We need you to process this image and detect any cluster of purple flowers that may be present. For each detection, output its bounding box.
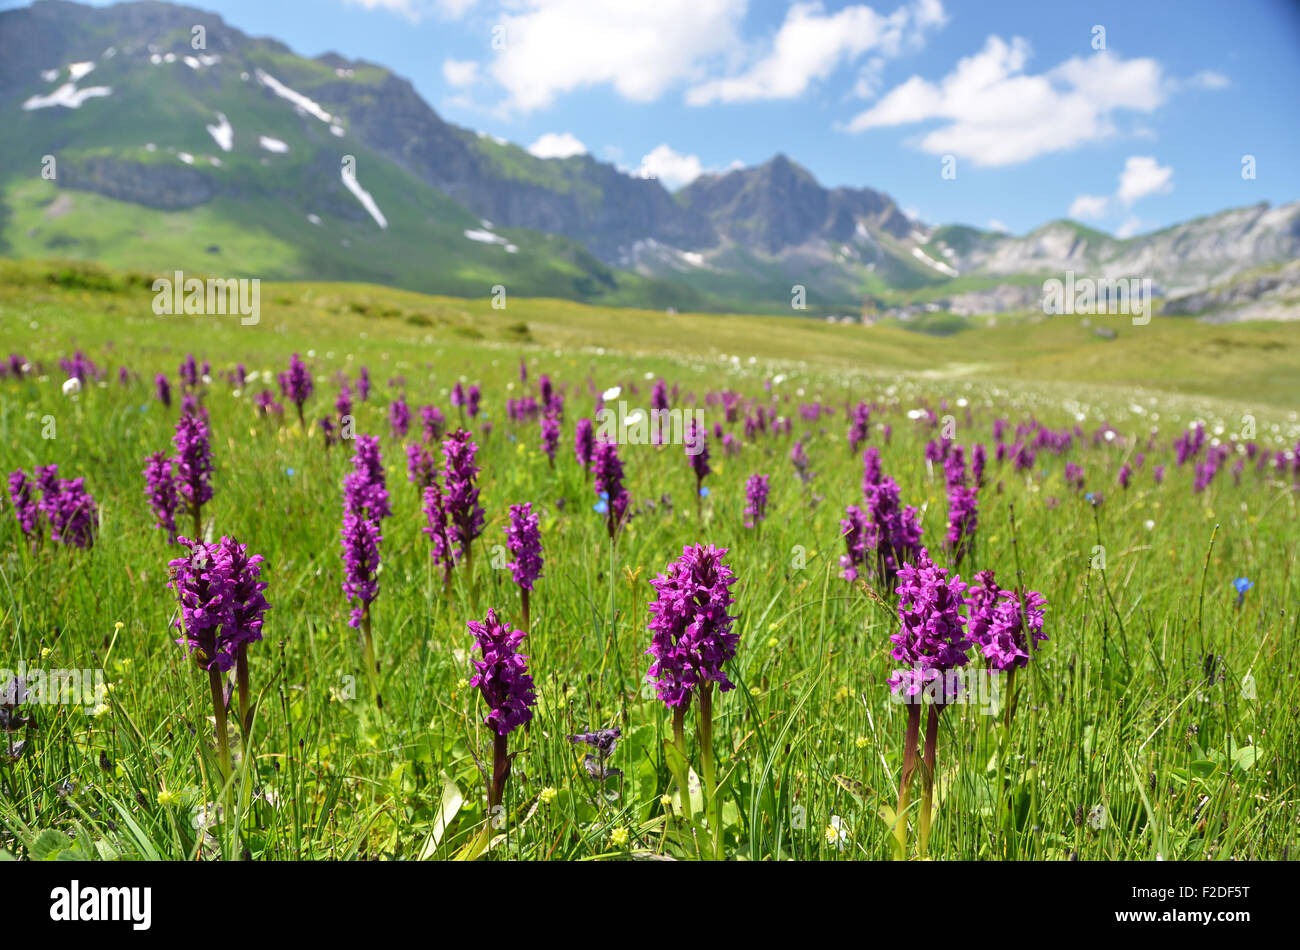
[466,608,536,736]
[540,413,560,465]
[573,418,595,470]
[340,435,390,628]
[744,473,770,528]
[687,420,711,495]
[406,443,437,491]
[278,353,314,423]
[504,503,544,591]
[389,397,411,440]
[143,452,180,541]
[943,447,978,567]
[591,439,629,536]
[442,430,484,558]
[7,466,97,548]
[172,406,214,526]
[421,404,445,443]
[843,475,923,586]
[645,544,739,707]
[888,552,971,701]
[846,402,871,451]
[965,570,1048,672]
[168,535,270,671]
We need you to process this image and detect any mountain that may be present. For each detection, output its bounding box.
[921,207,1300,297]
[2,0,1298,319]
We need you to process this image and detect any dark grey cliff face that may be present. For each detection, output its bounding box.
[678,155,914,254]
[61,156,214,209]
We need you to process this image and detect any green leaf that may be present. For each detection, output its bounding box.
[30,829,73,861]
[1232,745,1260,771]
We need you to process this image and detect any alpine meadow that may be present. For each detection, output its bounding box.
[1,0,1299,879]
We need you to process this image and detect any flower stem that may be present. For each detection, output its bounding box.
[893,701,921,860]
[235,645,251,740]
[697,683,722,860]
[361,605,383,711]
[208,667,232,778]
[918,702,943,859]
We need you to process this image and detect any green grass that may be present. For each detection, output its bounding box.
[0,260,1297,861]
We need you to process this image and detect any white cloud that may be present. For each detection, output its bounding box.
[852,57,887,99]
[442,59,479,88]
[1184,70,1230,90]
[345,0,475,19]
[1068,194,1111,220]
[987,219,1007,232]
[1117,155,1173,204]
[489,0,746,112]
[527,131,587,159]
[1067,155,1172,223]
[1116,215,1142,239]
[637,144,705,190]
[843,37,1167,166]
[685,1,945,106]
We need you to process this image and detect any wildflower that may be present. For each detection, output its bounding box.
[343,435,391,520]
[155,373,172,408]
[645,544,739,707]
[389,397,411,440]
[1233,577,1253,609]
[887,550,970,861]
[590,439,629,538]
[540,412,560,466]
[790,440,813,484]
[143,452,180,542]
[335,383,353,421]
[442,429,484,562]
[278,353,313,424]
[406,443,437,491]
[34,465,97,548]
[847,403,871,452]
[504,503,544,592]
[574,417,595,471]
[610,827,629,848]
[888,552,970,701]
[421,480,455,585]
[340,507,382,631]
[421,404,445,443]
[743,473,770,529]
[539,786,557,805]
[826,816,849,849]
[7,470,39,538]
[173,406,213,538]
[570,727,622,782]
[466,608,536,736]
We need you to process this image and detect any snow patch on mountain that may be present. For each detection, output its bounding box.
[22,83,112,110]
[255,69,334,124]
[341,169,387,229]
[206,112,233,152]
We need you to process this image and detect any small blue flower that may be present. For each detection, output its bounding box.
[699,486,710,497]
[593,500,608,514]
[1084,492,1094,502]
[1233,577,1253,594]
[286,467,296,477]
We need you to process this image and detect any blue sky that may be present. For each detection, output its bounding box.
[17,0,1300,234]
